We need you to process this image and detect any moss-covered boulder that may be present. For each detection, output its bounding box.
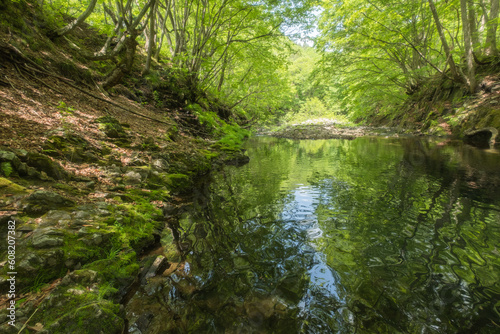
[33,270,125,334]
[42,133,100,163]
[0,178,28,213]
[96,116,129,139]
[26,152,68,180]
[22,191,75,216]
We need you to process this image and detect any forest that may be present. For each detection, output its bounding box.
[1,0,500,333]
[1,0,499,129]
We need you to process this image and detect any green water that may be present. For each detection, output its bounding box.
[128,136,500,333]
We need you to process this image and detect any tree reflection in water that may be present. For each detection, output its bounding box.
[128,137,500,333]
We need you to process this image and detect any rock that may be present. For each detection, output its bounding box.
[32,227,65,248]
[17,253,43,273]
[141,255,168,284]
[96,116,128,139]
[464,127,498,148]
[42,133,99,163]
[60,269,98,286]
[32,234,64,248]
[26,152,67,180]
[23,191,75,216]
[152,158,169,171]
[44,249,64,267]
[0,177,26,195]
[123,171,142,184]
[42,210,72,227]
[0,151,21,170]
[41,298,125,334]
[16,162,28,175]
[26,166,41,178]
[132,312,154,333]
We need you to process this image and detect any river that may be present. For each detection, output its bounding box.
[127,136,500,333]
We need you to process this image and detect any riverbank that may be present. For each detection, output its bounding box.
[267,122,401,140]
[265,118,499,149]
[0,3,248,333]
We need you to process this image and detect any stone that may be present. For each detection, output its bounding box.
[0,151,22,172]
[60,269,98,286]
[464,127,498,149]
[32,227,65,248]
[17,253,43,273]
[152,158,169,171]
[132,312,154,333]
[91,233,103,245]
[26,152,67,180]
[123,171,142,184]
[96,116,128,139]
[44,250,64,267]
[32,234,64,248]
[23,191,75,216]
[0,151,17,161]
[17,162,28,175]
[141,255,168,284]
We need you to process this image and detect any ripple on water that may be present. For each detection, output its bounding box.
[126,137,500,333]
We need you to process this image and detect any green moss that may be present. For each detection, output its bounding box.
[96,116,129,141]
[199,149,219,160]
[0,177,26,193]
[34,285,125,334]
[83,250,139,284]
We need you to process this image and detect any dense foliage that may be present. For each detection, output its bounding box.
[3,0,500,125]
[317,0,500,121]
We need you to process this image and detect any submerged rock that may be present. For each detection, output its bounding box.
[141,255,169,284]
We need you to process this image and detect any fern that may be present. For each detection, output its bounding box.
[1,162,13,177]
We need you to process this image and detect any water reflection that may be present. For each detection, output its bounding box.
[128,137,500,333]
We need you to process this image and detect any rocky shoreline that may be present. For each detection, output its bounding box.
[264,122,499,149]
[0,116,248,333]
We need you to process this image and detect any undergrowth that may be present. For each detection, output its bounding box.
[188,103,250,151]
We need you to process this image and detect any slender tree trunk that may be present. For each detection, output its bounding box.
[52,0,98,37]
[485,0,499,55]
[469,2,480,50]
[428,0,462,81]
[461,0,477,92]
[143,0,157,75]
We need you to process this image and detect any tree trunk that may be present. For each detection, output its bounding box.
[102,30,139,91]
[461,0,477,92]
[468,2,480,50]
[52,0,98,37]
[143,0,157,75]
[428,0,462,81]
[485,0,499,56]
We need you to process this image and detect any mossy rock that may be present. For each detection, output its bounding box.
[34,283,125,334]
[26,152,67,180]
[149,173,191,192]
[0,177,27,194]
[0,178,28,209]
[82,250,139,298]
[139,136,160,151]
[22,191,74,216]
[42,134,100,163]
[96,116,129,139]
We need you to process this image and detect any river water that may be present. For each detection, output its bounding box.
[127,136,500,333]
